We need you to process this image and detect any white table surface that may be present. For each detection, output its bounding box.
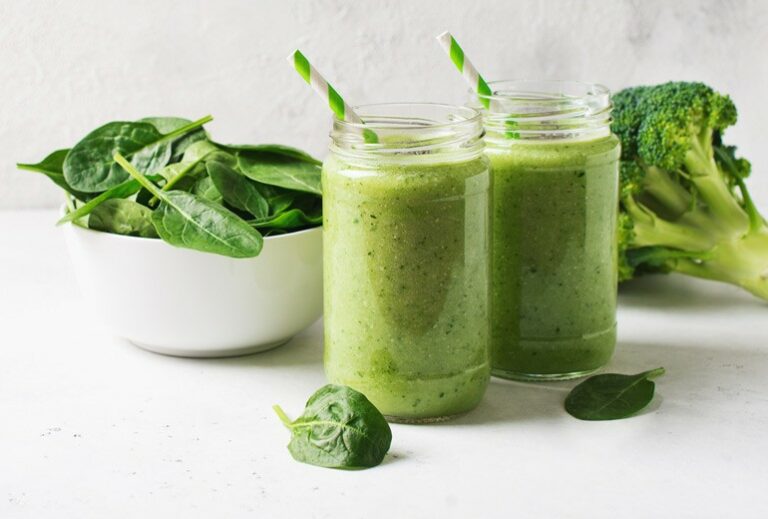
[1,209,767,519]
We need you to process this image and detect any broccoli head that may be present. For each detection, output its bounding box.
[614,81,768,300]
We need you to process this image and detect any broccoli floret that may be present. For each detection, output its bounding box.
[614,81,768,300]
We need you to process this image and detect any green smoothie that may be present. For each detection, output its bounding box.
[322,151,491,421]
[488,135,620,379]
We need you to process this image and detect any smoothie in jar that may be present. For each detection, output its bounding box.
[478,81,620,380]
[322,104,491,422]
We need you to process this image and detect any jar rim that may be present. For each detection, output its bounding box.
[330,102,485,161]
[471,79,613,142]
[476,79,611,106]
[333,102,482,131]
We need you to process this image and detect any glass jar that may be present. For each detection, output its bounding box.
[322,103,491,422]
[474,80,620,381]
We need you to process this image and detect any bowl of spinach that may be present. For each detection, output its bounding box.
[19,116,324,357]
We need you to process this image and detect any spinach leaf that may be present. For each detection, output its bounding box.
[64,116,212,193]
[215,142,321,165]
[236,151,322,195]
[88,199,158,238]
[180,139,221,163]
[139,116,195,135]
[565,367,665,421]
[115,153,263,258]
[206,161,269,219]
[17,149,92,200]
[57,178,143,225]
[273,385,392,470]
[192,175,222,203]
[251,208,322,230]
[140,116,209,161]
[268,192,297,215]
[155,159,207,194]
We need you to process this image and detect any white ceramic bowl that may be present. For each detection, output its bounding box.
[63,219,323,357]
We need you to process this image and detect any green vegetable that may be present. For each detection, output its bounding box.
[206,160,269,219]
[115,153,263,258]
[613,82,768,300]
[251,207,322,230]
[63,115,212,193]
[17,115,322,258]
[273,385,392,470]
[565,368,665,421]
[192,175,222,203]
[88,199,158,238]
[237,151,322,194]
[17,149,91,200]
[57,179,143,224]
[214,142,322,165]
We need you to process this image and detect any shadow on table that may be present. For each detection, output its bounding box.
[122,320,324,369]
[619,274,765,310]
[447,337,762,426]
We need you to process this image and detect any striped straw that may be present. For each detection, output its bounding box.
[435,32,493,109]
[289,49,378,143]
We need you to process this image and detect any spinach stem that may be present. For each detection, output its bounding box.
[161,115,213,142]
[147,156,206,207]
[643,367,666,379]
[272,405,293,428]
[114,154,162,197]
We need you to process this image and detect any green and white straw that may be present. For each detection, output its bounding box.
[289,49,378,143]
[435,31,493,109]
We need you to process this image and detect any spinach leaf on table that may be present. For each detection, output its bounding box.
[88,199,158,238]
[237,151,322,195]
[115,153,263,258]
[273,385,392,470]
[206,160,269,219]
[64,115,212,193]
[565,367,665,421]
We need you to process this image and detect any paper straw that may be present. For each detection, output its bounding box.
[435,32,493,109]
[289,49,378,143]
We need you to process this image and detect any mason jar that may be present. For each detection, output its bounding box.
[474,80,620,381]
[322,103,491,422]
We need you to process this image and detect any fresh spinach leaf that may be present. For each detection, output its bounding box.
[215,142,321,165]
[273,385,392,470]
[57,178,143,225]
[192,175,222,203]
[236,151,322,195]
[17,149,92,200]
[139,117,194,135]
[565,367,665,421]
[88,199,158,238]
[180,139,222,163]
[115,153,263,258]
[155,159,207,194]
[64,116,212,193]
[140,116,209,162]
[251,208,322,230]
[206,161,269,219]
[267,191,297,215]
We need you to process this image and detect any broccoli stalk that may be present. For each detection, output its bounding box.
[614,82,768,301]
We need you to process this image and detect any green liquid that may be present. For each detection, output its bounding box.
[488,136,620,380]
[322,154,491,421]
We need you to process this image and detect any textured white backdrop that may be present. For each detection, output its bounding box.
[2,0,766,209]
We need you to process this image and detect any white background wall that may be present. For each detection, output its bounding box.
[2,0,766,209]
